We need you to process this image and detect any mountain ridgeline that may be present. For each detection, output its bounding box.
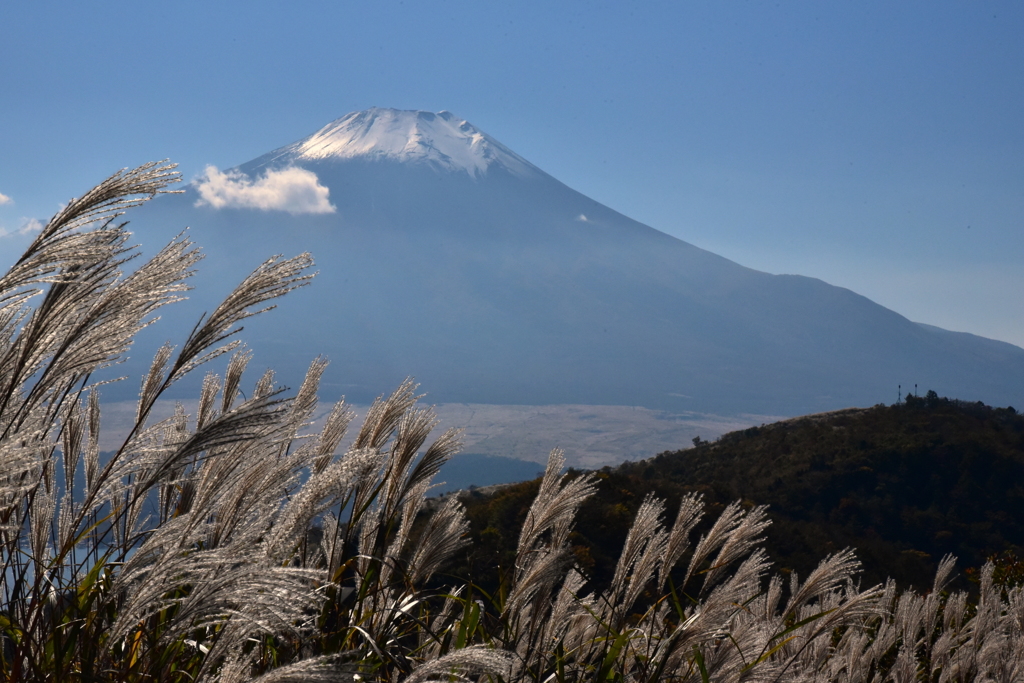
[456,394,1024,593]
[128,108,1024,415]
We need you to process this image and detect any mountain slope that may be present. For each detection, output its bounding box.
[127,108,1024,415]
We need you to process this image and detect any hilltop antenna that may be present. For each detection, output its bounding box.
[915,383,918,397]
[898,384,901,404]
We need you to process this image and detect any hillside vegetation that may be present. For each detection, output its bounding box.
[459,395,1024,592]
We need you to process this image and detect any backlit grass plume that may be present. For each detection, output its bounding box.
[0,164,498,682]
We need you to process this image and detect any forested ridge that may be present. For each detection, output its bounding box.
[457,394,1024,593]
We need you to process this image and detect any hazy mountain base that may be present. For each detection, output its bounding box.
[97,398,779,470]
[124,116,1024,417]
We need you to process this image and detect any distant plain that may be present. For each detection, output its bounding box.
[99,398,783,470]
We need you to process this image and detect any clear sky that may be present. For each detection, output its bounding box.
[2,2,1022,345]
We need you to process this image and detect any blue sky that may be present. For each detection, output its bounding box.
[2,1,1023,345]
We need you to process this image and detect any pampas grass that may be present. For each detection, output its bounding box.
[1,162,1022,682]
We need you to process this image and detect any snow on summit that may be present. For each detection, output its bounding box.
[273,108,540,177]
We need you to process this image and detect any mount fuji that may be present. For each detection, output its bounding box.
[127,108,1024,416]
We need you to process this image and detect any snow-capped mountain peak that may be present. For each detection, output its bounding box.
[270,108,540,178]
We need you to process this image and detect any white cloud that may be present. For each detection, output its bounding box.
[193,165,336,215]
[576,213,589,222]
[0,192,11,206]
[19,218,43,234]
[0,217,43,239]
